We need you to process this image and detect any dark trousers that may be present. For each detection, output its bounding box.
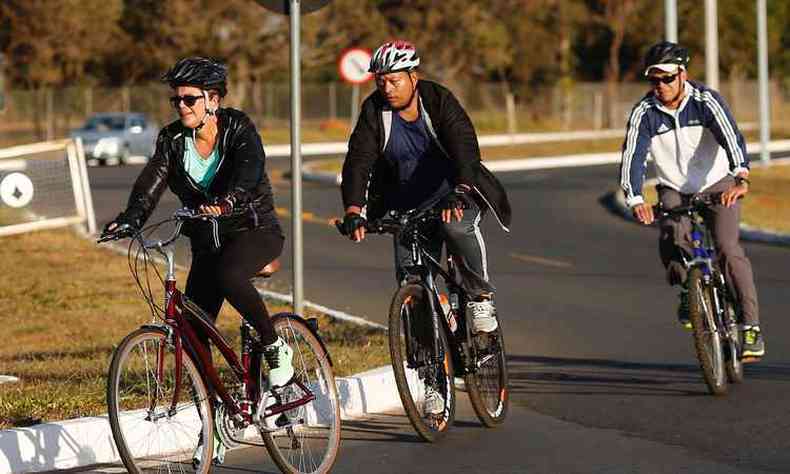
[186,227,284,346]
[394,201,495,298]
[658,176,759,325]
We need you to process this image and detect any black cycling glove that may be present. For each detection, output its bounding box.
[211,195,235,215]
[101,211,140,240]
[338,212,367,236]
[442,185,474,211]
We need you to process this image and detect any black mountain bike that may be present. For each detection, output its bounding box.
[655,194,744,396]
[339,206,509,441]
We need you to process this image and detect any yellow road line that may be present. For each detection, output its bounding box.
[275,207,338,227]
[510,252,573,268]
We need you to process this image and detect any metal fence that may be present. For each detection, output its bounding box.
[2,79,789,145]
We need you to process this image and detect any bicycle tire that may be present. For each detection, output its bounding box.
[465,319,509,427]
[261,315,341,474]
[722,297,744,384]
[107,327,214,473]
[389,284,456,442]
[687,268,727,395]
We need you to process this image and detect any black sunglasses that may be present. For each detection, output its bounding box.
[647,74,678,86]
[169,94,204,108]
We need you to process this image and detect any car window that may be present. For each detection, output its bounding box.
[129,117,146,129]
[84,116,126,131]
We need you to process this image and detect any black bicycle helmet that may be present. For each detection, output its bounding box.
[643,41,689,75]
[162,57,228,97]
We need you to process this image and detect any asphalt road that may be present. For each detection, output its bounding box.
[82,157,790,473]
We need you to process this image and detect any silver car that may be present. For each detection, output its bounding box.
[70,113,158,165]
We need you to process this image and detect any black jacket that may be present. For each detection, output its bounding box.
[118,108,281,248]
[341,80,511,230]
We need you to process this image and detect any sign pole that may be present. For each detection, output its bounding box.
[757,0,771,164]
[289,0,304,315]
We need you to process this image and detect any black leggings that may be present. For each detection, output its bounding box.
[186,227,284,347]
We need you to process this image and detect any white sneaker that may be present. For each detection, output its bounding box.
[423,385,444,415]
[467,299,498,333]
[263,337,294,388]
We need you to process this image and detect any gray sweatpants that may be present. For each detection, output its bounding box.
[657,175,759,325]
[394,201,495,298]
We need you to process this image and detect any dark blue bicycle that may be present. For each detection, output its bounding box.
[655,194,743,395]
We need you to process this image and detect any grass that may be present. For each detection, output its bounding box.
[640,162,790,233]
[0,228,388,429]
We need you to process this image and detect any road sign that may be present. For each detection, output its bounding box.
[0,172,34,208]
[254,0,331,14]
[339,48,373,84]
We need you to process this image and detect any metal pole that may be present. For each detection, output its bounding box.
[665,0,678,42]
[704,0,719,90]
[350,84,360,128]
[290,0,304,315]
[757,0,771,164]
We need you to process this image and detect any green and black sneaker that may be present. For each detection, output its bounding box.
[742,326,765,360]
[677,288,691,331]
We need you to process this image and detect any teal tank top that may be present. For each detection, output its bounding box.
[183,137,220,189]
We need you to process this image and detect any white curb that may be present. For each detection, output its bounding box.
[0,365,402,473]
[302,139,790,186]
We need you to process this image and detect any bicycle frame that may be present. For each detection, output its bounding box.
[138,218,314,426]
[666,199,736,333]
[396,215,476,376]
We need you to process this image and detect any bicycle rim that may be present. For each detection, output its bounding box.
[465,325,509,427]
[389,284,456,442]
[688,269,727,395]
[107,328,213,473]
[261,316,341,474]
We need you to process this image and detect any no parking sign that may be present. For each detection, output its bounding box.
[338,48,373,85]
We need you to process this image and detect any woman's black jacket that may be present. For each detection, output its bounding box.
[116,108,281,249]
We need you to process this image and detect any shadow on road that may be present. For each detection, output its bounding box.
[340,413,425,444]
[507,354,706,397]
[506,354,790,398]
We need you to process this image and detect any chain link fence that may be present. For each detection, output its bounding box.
[1,79,789,146]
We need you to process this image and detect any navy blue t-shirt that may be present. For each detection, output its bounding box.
[384,111,452,211]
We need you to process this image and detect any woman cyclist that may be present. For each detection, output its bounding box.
[101,57,294,391]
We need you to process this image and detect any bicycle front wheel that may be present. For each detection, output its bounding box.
[107,327,213,473]
[465,321,509,427]
[261,315,341,474]
[722,296,744,384]
[688,268,727,396]
[389,284,456,442]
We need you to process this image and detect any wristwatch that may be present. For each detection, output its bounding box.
[734,175,750,187]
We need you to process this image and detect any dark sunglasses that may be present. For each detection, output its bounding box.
[647,74,678,86]
[169,94,204,108]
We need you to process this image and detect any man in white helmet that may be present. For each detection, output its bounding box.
[338,40,511,341]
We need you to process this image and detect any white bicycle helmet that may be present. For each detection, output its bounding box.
[369,40,420,74]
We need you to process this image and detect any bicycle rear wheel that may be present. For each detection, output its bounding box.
[688,268,727,395]
[107,327,213,473]
[465,319,509,427]
[261,315,341,474]
[389,284,456,442]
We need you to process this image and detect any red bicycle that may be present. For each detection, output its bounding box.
[99,209,341,473]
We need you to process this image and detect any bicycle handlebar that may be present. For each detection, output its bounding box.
[335,207,442,237]
[97,208,220,246]
[652,192,724,219]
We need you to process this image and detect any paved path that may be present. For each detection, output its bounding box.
[80,160,790,473]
